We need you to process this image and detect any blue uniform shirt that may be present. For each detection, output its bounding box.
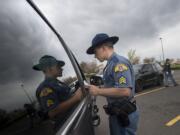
[103,52,135,103]
[36,77,71,112]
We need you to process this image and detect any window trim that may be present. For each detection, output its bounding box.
[26,1,90,134]
[56,96,89,135]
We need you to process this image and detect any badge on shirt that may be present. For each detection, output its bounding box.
[47,99,54,107]
[40,88,53,97]
[114,64,128,73]
[119,76,127,84]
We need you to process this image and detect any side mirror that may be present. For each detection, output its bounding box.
[90,75,103,86]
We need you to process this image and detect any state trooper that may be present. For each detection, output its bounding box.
[33,55,82,129]
[86,33,139,135]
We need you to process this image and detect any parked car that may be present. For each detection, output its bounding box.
[133,63,164,92]
[0,1,99,135]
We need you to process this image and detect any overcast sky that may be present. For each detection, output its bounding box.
[1,0,180,111]
[34,0,180,62]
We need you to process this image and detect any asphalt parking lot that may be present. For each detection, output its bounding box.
[95,70,180,135]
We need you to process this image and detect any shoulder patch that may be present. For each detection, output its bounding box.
[114,64,128,73]
[47,99,54,107]
[119,76,127,84]
[40,88,53,97]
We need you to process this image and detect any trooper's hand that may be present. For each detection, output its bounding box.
[86,85,100,96]
[74,88,83,101]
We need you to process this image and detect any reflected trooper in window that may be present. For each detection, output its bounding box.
[33,55,82,128]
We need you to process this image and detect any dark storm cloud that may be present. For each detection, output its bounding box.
[1,0,180,85]
[0,0,53,84]
[74,0,180,42]
[110,0,180,42]
[24,0,179,63]
[37,0,180,56]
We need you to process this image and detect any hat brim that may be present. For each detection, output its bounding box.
[32,60,65,71]
[86,36,119,54]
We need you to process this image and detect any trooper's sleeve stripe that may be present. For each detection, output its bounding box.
[39,87,54,97]
[114,63,128,73]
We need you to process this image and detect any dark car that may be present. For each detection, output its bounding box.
[133,63,164,92]
[0,1,99,135]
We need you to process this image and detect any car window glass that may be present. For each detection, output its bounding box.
[142,64,153,72]
[155,63,163,71]
[152,64,157,71]
[133,64,143,73]
[0,1,80,134]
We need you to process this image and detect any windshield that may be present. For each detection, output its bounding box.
[133,64,143,73]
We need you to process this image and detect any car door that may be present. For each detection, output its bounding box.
[55,50,95,135]
[141,64,156,85]
[0,1,95,135]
